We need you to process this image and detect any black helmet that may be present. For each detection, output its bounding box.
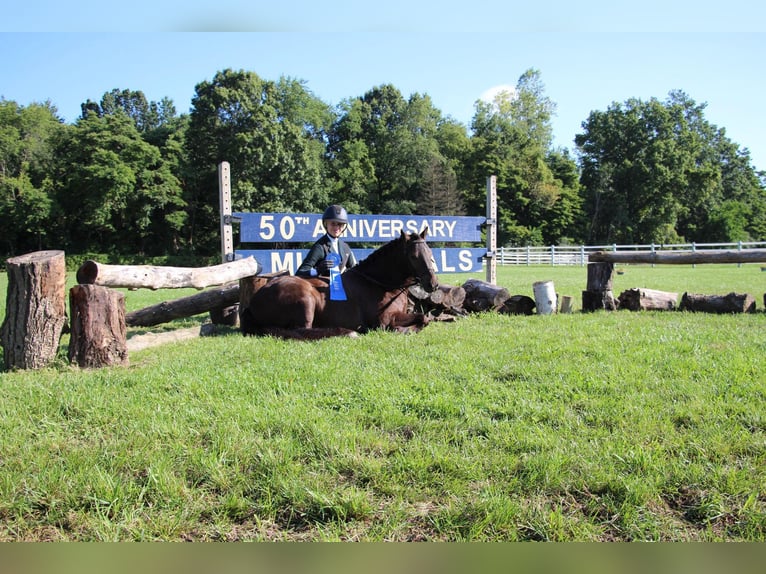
[322,204,348,224]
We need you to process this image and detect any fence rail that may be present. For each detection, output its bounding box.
[497,241,766,266]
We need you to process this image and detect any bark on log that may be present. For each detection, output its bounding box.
[125,282,241,327]
[617,288,678,311]
[68,285,129,368]
[589,248,766,265]
[76,257,261,290]
[1,250,67,370]
[582,262,617,312]
[679,292,756,314]
[462,279,511,312]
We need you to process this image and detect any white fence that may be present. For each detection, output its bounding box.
[497,241,766,266]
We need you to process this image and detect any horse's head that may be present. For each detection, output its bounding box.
[401,228,439,293]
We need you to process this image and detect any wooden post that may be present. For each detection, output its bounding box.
[68,285,129,368]
[582,262,617,311]
[485,175,497,285]
[1,250,67,370]
[219,161,233,263]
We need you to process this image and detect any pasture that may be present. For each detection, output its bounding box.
[0,263,764,541]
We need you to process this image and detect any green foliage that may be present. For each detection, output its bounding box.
[576,90,764,244]
[2,68,764,263]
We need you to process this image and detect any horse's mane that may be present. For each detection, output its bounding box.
[354,234,406,270]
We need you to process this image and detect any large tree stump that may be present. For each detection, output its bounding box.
[679,292,756,314]
[1,250,67,370]
[462,279,511,312]
[582,262,617,311]
[618,288,678,311]
[126,281,241,327]
[68,285,129,368]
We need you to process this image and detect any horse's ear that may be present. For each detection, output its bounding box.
[420,226,429,240]
[400,230,408,241]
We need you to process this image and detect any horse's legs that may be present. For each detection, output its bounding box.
[387,311,430,333]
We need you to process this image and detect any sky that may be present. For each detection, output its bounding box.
[2,2,765,170]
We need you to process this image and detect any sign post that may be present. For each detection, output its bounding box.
[486,175,497,285]
[219,161,233,263]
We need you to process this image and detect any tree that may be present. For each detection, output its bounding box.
[576,90,765,244]
[184,69,334,253]
[81,89,177,133]
[467,69,579,246]
[0,99,63,255]
[53,111,185,255]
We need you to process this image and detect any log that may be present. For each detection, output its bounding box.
[127,324,218,353]
[68,285,129,368]
[589,248,766,265]
[679,292,756,314]
[582,262,616,312]
[617,288,678,311]
[498,295,536,315]
[76,256,261,290]
[462,279,511,312]
[1,250,68,370]
[125,282,241,327]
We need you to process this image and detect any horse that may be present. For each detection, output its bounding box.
[240,228,439,339]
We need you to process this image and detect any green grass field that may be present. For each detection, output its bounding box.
[0,263,764,540]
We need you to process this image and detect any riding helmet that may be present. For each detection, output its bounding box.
[322,204,348,224]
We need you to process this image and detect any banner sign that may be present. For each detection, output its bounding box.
[236,247,486,275]
[234,212,485,243]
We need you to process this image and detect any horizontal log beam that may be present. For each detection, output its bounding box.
[76,257,261,290]
[589,249,766,265]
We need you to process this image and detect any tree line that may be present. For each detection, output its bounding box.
[1,68,764,263]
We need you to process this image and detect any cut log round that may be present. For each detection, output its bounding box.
[68,285,129,368]
[498,295,536,315]
[582,262,616,312]
[462,279,510,312]
[1,250,67,370]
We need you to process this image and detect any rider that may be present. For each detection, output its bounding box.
[295,204,358,278]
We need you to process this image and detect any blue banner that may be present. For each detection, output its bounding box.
[236,247,486,275]
[233,212,485,243]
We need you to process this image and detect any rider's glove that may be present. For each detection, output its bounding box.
[316,259,334,276]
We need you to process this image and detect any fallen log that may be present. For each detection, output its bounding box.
[68,284,129,368]
[125,282,241,327]
[462,279,510,312]
[618,288,678,311]
[76,257,261,290]
[1,250,68,370]
[127,324,218,353]
[679,292,756,314]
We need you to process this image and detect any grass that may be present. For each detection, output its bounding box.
[0,263,764,540]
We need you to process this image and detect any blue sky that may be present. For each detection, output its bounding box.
[2,3,765,170]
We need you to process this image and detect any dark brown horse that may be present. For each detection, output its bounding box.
[240,229,439,339]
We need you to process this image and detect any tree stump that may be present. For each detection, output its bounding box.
[68,285,129,368]
[617,288,678,311]
[679,292,756,314]
[582,262,617,311]
[1,250,67,370]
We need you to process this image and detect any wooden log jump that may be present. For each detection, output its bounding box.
[76,257,261,290]
[125,282,241,327]
[589,248,766,265]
